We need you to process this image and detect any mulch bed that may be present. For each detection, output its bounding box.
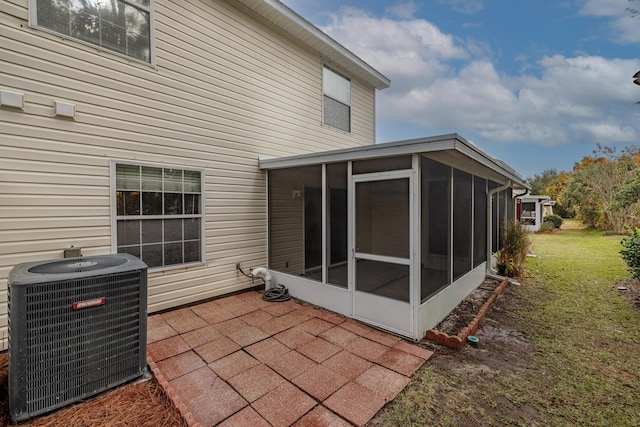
[0,353,186,426]
[435,278,503,335]
[425,277,509,349]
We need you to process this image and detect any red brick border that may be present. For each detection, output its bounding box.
[146,355,201,427]
[425,277,509,350]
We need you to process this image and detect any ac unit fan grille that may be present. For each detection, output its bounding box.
[9,269,147,420]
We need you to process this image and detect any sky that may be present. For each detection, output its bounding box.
[281,0,640,179]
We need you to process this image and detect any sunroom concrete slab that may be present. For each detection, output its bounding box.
[147,290,433,426]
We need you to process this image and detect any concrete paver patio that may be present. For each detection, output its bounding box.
[147,290,433,426]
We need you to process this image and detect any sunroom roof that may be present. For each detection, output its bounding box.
[259,133,529,190]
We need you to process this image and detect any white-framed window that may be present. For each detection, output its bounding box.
[30,0,153,64]
[112,162,204,269]
[323,64,351,132]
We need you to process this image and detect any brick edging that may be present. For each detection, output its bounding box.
[425,277,510,350]
[147,355,201,427]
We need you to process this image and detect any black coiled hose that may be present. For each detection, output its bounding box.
[262,284,291,302]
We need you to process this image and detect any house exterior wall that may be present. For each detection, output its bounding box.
[0,0,378,349]
[268,168,317,276]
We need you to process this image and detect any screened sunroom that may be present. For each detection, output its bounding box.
[260,134,528,340]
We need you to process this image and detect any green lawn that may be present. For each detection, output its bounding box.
[514,224,640,426]
[370,221,640,426]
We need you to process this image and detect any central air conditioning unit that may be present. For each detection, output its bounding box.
[7,253,148,422]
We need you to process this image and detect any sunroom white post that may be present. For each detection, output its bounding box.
[449,167,454,284]
[322,164,327,284]
[411,154,420,339]
[347,161,354,315]
[470,175,475,271]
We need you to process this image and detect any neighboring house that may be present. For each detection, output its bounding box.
[517,195,554,232]
[542,200,556,217]
[0,0,527,344]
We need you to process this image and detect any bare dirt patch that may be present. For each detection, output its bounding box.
[389,282,541,426]
[423,282,533,376]
[616,278,640,313]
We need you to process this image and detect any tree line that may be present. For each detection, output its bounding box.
[527,144,640,234]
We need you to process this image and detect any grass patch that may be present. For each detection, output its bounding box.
[515,225,640,426]
[371,220,640,426]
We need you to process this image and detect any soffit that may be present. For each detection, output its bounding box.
[230,0,390,89]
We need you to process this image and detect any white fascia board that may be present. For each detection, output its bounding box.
[259,133,529,190]
[451,138,529,189]
[259,134,458,169]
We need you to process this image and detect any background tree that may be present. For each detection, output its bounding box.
[525,169,573,217]
[544,172,573,218]
[527,169,560,195]
[608,150,640,226]
[559,145,639,233]
[629,0,640,18]
[610,169,640,210]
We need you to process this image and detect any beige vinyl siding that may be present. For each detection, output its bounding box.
[268,171,306,275]
[0,0,378,349]
[352,78,376,137]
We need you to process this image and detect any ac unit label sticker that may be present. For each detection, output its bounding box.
[73,297,106,310]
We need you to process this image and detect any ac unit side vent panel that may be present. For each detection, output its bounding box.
[8,254,148,422]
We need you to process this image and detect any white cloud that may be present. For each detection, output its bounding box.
[579,0,640,42]
[612,13,640,42]
[325,7,467,60]
[579,0,628,17]
[319,8,640,147]
[386,1,421,19]
[570,121,640,141]
[532,55,639,105]
[323,7,467,91]
[439,0,485,15]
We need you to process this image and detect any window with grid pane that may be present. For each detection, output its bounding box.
[32,0,152,63]
[115,163,202,268]
[323,64,351,132]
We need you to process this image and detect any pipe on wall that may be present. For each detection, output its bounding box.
[486,180,512,276]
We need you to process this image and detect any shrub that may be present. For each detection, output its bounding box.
[543,214,563,228]
[538,221,555,233]
[553,203,573,218]
[496,220,531,277]
[620,228,640,279]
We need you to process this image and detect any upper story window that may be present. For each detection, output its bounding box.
[113,163,203,269]
[31,0,152,63]
[323,64,351,132]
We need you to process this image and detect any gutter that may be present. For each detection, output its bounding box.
[486,180,512,276]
